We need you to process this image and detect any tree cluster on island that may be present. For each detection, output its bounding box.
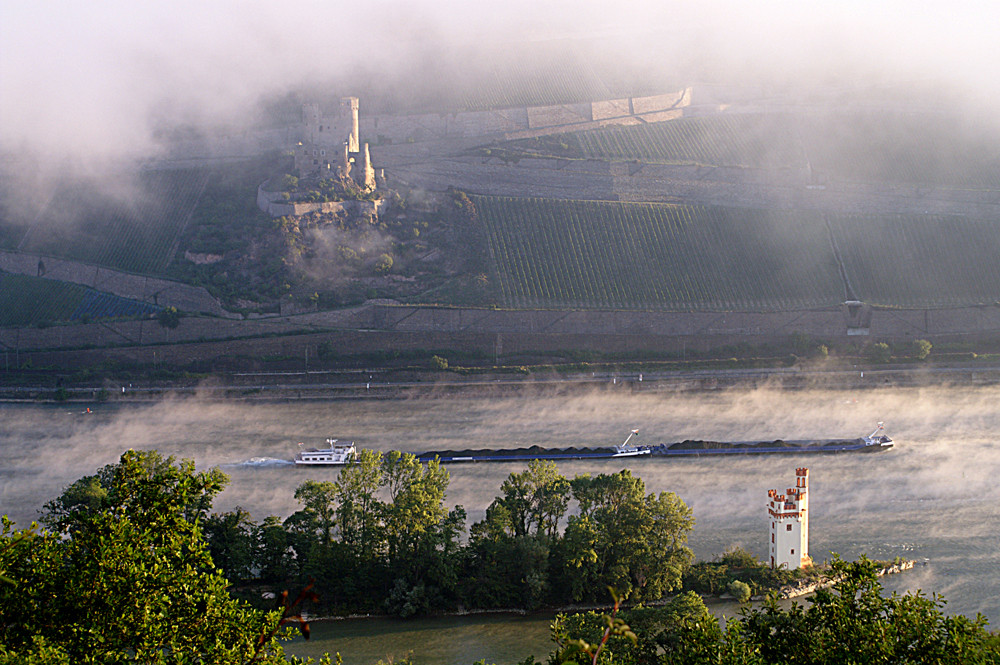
[1,451,997,664]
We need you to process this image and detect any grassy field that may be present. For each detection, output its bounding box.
[475,195,1000,311]
[0,273,161,328]
[0,274,88,327]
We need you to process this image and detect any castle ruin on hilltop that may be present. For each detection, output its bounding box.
[294,97,377,191]
[768,468,811,570]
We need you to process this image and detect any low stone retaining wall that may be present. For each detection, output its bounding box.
[256,185,391,218]
[770,559,916,600]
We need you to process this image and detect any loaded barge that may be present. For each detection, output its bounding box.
[415,423,892,463]
[415,429,651,463]
[295,424,892,466]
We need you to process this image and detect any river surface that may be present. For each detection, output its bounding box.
[2,384,998,663]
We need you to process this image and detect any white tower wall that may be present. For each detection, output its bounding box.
[768,468,810,569]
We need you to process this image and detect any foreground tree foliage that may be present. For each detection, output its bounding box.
[550,558,1000,664]
[0,450,332,664]
[4,450,995,664]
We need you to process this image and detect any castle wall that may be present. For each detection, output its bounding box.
[591,98,632,120]
[256,184,390,218]
[631,89,689,115]
[359,88,695,144]
[527,103,593,129]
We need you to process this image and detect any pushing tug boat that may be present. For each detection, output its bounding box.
[294,439,357,465]
[291,424,892,465]
[862,422,894,448]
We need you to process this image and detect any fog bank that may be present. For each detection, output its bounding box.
[4,1,1000,169]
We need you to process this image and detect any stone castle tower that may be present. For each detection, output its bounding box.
[294,96,375,191]
[768,468,811,569]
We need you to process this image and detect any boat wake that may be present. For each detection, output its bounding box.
[224,457,295,468]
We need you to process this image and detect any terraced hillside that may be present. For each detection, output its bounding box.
[477,196,843,310]
[476,195,1000,311]
[4,169,209,274]
[828,214,1000,308]
[510,111,1000,188]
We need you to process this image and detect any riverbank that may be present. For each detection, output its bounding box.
[286,560,924,665]
[6,358,1000,404]
[760,558,917,601]
[272,558,920,624]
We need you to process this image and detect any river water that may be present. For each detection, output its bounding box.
[1,384,998,663]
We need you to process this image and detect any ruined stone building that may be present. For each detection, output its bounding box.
[294,97,376,191]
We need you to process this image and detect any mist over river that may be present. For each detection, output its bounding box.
[2,384,998,662]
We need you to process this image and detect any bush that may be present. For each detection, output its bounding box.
[912,339,932,360]
[867,342,891,363]
[279,174,298,191]
[728,579,752,603]
[156,307,181,329]
[374,253,393,274]
[430,355,449,370]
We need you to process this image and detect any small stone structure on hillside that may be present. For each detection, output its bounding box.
[294,97,378,191]
[768,468,811,570]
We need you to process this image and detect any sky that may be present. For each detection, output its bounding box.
[2,1,1000,166]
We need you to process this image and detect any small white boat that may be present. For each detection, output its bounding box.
[294,439,357,465]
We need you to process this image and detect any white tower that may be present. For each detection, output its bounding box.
[340,97,360,154]
[768,468,811,569]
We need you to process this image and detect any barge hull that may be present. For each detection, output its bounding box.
[413,438,891,463]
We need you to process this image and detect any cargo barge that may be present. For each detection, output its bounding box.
[413,423,892,464]
[415,430,651,463]
[294,425,892,465]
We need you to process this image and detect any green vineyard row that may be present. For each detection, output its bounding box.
[475,195,1000,311]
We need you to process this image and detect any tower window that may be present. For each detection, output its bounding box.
[791,549,795,555]
[786,524,792,531]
